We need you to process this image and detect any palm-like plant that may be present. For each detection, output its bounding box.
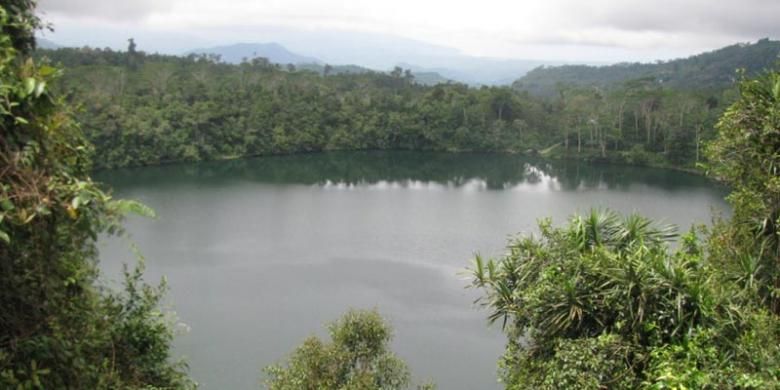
[467,210,722,388]
[568,209,677,251]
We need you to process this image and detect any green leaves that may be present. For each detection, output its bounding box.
[112,199,157,218]
[22,76,35,96]
[0,2,191,388]
[705,68,780,314]
[18,77,46,99]
[265,309,422,390]
[468,209,774,388]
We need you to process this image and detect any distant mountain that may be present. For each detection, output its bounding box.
[184,40,555,85]
[409,71,452,86]
[513,38,780,96]
[296,63,451,86]
[398,59,560,86]
[37,38,62,50]
[186,42,321,65]
[296,63,373,76]
[42,23,571,86]
[260,29,570,85]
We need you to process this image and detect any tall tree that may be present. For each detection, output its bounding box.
[0,2,192,387]
[706,68,780,314]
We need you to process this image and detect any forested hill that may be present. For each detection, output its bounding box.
[37,47,745,170]
[514,38,780,96]
[186,42,320,65]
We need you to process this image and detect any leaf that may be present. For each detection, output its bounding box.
[71,194,89,209]
[114,199,157,218]
[39,65,57,77]
[0,198,13,211]
[23,77,36,96]
[34,80,46,98]
[0,230,8,244]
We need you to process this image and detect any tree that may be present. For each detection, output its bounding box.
[37,40,730,170]
[706,68,780,314]
[127,37,139,69]
[127,37,136,54]
[470,209,779,389]
[0,2,192,387]
[264,309,434,390]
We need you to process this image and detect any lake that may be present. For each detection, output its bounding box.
[95,151,729,389]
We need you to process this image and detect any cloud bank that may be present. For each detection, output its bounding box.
[38,0,780,61]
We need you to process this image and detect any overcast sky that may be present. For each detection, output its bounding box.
[37,0,780,63]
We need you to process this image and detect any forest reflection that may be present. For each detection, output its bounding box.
[98,151,725,194]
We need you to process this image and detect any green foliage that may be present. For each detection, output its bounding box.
[514,39,780,97]
[622,144,654,166]
[470,210,779,389]
[706,68,780,314]
[31,44,740,171]
[0,2,192,388]
[472,69,780,390]
[264,309,433,390]
[503,333,637,389]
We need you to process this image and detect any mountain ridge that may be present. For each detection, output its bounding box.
[513,38,780,96]
[186,42,321,65]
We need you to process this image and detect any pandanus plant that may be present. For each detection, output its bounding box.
[467,210,728,387]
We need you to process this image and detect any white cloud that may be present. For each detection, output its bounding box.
[39,0,174,21]
[37,0,780,61]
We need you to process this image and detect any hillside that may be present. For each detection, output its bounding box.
[398,59,557,86]
[283,63,451,85]
[513,38,780,96]
[34,46,732,173]
[186,42,320,65]
[36,37,62,49]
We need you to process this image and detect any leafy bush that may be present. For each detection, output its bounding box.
[265,309,434,390]
[0,2,193,388]
[705,69,780,314]
[470,210,779,388]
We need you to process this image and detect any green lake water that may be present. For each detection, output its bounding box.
[95,151,729,389]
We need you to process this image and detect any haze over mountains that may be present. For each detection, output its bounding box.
[37,27,575,85]
[185,38,563,85]
[513,38,780,96]
[37,26,778,88]
[187,42,320,66]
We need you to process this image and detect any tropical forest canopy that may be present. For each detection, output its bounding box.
[1,0,779,388]
[34,39,778,171]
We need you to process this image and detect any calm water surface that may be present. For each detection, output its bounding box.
[95,152,729,389]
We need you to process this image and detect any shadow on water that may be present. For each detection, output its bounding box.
[96,151,728,195]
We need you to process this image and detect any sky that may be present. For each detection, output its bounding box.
[37,0,780,64]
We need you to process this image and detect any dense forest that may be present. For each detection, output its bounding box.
[3,0,779,389]
[514,38,780,96]
[35,43,749,171]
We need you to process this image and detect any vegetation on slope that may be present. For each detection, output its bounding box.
[470,69,780,389]
[4,1,779,388]
[514,38,780,97]
[35,44,755,170]
[0,2,192,388]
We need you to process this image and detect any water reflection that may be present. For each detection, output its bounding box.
[94,151,730,390]
[97,151,727,195]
